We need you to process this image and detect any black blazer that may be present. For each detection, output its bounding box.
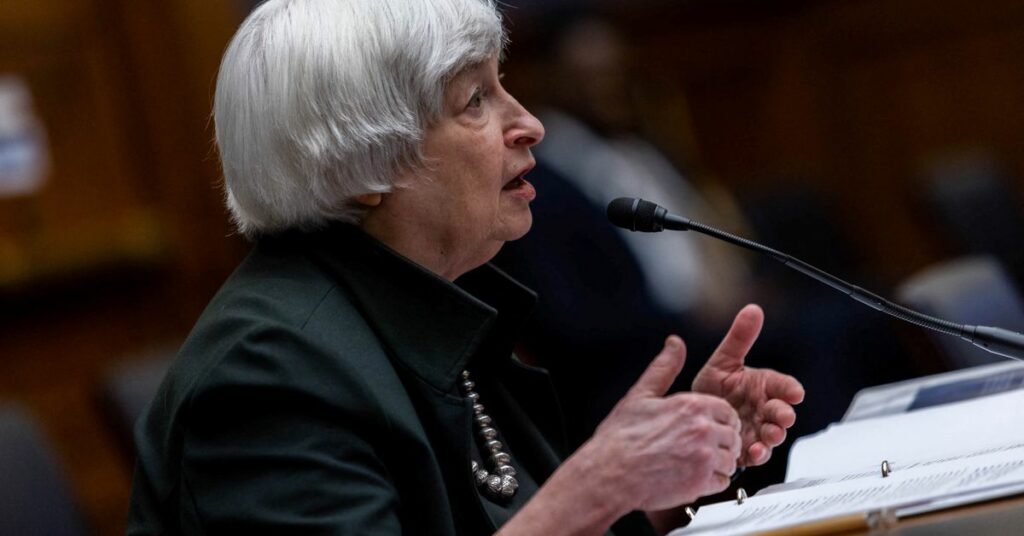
[128,224,652,535]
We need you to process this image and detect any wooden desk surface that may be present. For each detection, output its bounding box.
[745,495,1024,535]
[881,495,1024,535]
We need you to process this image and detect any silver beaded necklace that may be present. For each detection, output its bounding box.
[460,370,519,500]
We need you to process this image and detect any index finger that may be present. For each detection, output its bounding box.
[706,304,764,372]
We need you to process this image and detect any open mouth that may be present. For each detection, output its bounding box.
[503,165,534,191]
[503,175,527,190]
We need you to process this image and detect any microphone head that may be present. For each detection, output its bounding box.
[607,197,664,232]
[607,197,640,231]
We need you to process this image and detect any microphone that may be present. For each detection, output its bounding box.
[607,197,1024,361]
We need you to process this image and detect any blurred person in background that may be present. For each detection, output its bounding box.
[495,13,764,451]
[127,1,804,535]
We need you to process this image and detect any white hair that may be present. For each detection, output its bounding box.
[214,0,506,237]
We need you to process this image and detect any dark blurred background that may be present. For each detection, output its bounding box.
[2,0,1024,534]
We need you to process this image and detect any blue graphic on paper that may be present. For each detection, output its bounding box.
[909,368,1024,411]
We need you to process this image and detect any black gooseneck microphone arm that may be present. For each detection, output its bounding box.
[606,197,1024,361]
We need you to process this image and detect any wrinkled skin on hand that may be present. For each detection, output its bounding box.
[496,305,806,536]
[580,336,742,511]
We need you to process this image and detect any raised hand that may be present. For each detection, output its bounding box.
[692,304,805,467]
[499,337,752,536]
[577,336,743,511]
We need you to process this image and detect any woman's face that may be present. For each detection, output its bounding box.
[362,55,545,280]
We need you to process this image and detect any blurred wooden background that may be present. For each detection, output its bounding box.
[1,0,1023,533]
[0,2,246,534]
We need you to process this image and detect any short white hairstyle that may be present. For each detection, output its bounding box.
[214,0,506,237]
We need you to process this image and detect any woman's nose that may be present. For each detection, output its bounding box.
[505,99,545,148]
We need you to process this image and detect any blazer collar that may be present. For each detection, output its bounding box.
[299,223,537,394]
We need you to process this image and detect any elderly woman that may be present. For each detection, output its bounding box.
[128,1,804,535]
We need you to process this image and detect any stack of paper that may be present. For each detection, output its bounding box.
[671,362,1024,535]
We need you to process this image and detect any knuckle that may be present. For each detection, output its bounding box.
[672,393,698,411]
[702,472,726,493]
[691,419,712,439]
[694,446,715,466]
[689,392,716,408]
[712,474,730,493]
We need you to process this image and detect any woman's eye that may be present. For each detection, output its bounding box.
[467,88,483,109]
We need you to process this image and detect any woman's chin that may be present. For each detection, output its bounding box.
[504,210,533,241]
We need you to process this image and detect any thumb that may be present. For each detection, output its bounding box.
[626,335,687,399]
[707,304,764,371]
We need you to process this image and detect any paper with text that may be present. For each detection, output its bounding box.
[672,445,1024,535]
[786,388,1024,481]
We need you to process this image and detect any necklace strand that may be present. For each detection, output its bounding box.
[461,370,519,500]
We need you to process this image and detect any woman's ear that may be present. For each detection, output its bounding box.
[354,193,383,207]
